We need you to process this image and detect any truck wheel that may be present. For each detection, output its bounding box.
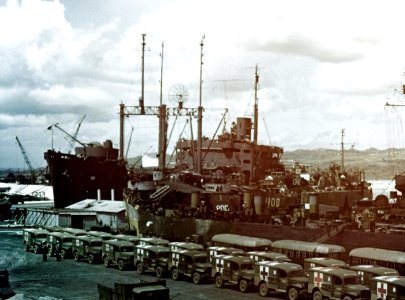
[288,287,299,300]
[172,268,179,281]
[34,245,39,254]
[313,290,322,300]
[88,254,95,264]
[156,266,164,278]
[74,252,80,262]
[259,282,269,297]
[342,296,353,300]
[215,275,224,288]
[60,249,66,259]
[192,272,202,284]
[25,244,29,252]
[118,260,125,271]
[239,279,249,293]
[136,263,144,275]
[104,257,110,267]
[47,246,53,257]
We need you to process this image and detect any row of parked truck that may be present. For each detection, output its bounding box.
[22,227,405,300]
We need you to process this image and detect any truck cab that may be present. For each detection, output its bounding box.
[134,245,170,278]
[207,246,245,263]
[23,228,48,253]
[71,236,103,264]
[308,267,371,300]
[168,241,204,252]
[304,257,349,274]
[139,237,169,247]
[102,240,135,270]
[169,250,212,284]
[254,261,308,300]
[212,255,255,293]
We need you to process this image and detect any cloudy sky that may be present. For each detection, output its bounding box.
[2,0,405,169]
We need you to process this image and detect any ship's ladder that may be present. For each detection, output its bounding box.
[149,185,174,202]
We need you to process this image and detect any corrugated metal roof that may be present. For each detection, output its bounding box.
[66,199,125,213]
[0,182,53,200]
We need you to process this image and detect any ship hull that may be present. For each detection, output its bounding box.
[44,150,128,208]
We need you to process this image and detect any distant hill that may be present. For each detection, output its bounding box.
[283,148,405,180]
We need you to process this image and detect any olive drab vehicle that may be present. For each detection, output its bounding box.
[46,232,74,258]
[370,275,405,300]
[207,246,245,263]
[71,236,103,264]
[169,250,212,284]
[134,245,170,278]
[254,261,308,300]
[304,257,349,274]
[168,242,205,252]
[138,237,170,247]
[247,251,291,263]
[23,228,48,253]
[308,267,371,300]
[349,265,399,287]
[212,255,255,293]
[102,240,135,270]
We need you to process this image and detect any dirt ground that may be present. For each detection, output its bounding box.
[0,229,275,300]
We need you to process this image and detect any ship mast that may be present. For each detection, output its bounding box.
[253,64,259,144]
[197,35,205,174]
[341,128,345,172]
[158,42,167,172]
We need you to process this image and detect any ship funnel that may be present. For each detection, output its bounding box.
[236,117,252,141]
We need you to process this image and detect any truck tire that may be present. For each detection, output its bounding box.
[259,282,269,297]
[88,254,95,264]
[215,275,224,288]
[60,249,66,259]
[342,296,353,300]
[136,263,144,275]
[34,245,39,254]
[288,287,299,300]
[313,290,322,300]
[118,260,125,271]
[74,252,80,262]
[239,279,249,293]
[192,272,202,284]
[156,266,164,278]
[104,257,110,267]
[172,268,179,281]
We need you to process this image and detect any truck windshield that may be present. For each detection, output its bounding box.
[288,270,306,278]
[121,247,134,252]
[157,252,169,258]
[194,256,208,263]
[344,276,361,285]
[241,263,254,270]
[90,241,102,247]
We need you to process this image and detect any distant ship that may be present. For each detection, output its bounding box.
[44,140,128,208]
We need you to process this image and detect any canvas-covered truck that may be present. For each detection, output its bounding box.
[212,255,255,293]
[23,228,48,253]
[254,261,308,299]
[134,245,170,278]
[102,239,135,271]
[71,235,103,264]
[308,267,371,300]
[169,249,212,284]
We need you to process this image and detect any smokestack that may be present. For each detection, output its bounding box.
[111,189,115,201]
[97,189,101,202]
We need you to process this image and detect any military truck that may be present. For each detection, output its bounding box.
[254,261,308,300]
[169,250,212,284]
[134,245,170,278]
[23,228,48,253]
[168,241,204,252]
[304,257,349,274]
[138,237,170,247]
[349,265,399,287]
[247,251,291,263]
[370,275,405,300]
[71,235,103,264]
[102,240,135,270]
[86,230,112,240]
[113,234,139,244]
[308,267,371,300]
[46,231,74,258]
[207,246,245,263]
[212,255,255,293]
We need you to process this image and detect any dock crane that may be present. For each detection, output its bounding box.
[66,115,86,153]
[15,136,35,182]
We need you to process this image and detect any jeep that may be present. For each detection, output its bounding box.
[71,235,103,264]
[169,250,212,284]
[134,245,170,278]
[102,239,135,270]
[308,267,371,300]
[212,255,255,293]
[23,228,48,253]
[46,231,74,258]
[255,261,308,300]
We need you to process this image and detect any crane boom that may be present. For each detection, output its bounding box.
[15,136,34,172]
[67,115,86,153]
